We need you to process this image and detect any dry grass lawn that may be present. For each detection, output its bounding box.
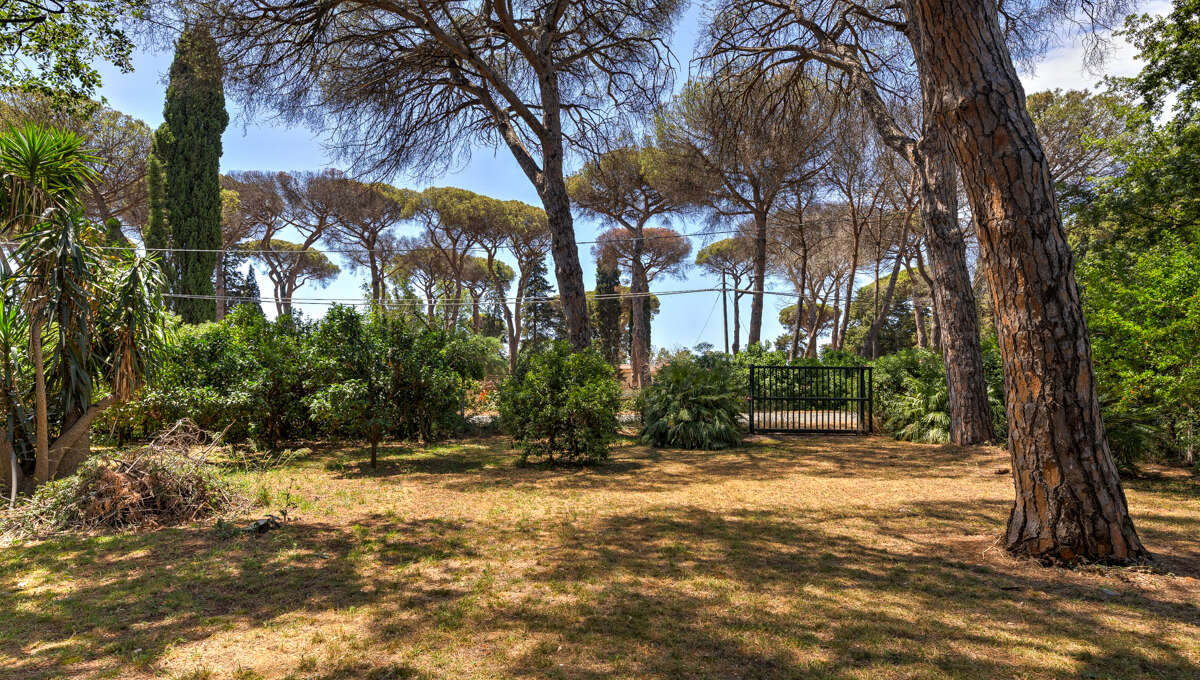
[1,434,1198,679]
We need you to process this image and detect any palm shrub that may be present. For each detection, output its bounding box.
[498,342,619,464]
[887,373,952,444]
[639,355,742,450]
[873,348,1005,444]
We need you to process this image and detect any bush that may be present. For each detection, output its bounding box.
[639,356,743,450]
[98,305,502,449]
[3,422,236,535]
[498,342,620,464]
[872,348,1005,444]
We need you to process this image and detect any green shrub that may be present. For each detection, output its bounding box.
[1100,395,1163,472]
[98,305,501,449]
[498,342,620,464]
[872,348,1005,444]
[639,356,743,450]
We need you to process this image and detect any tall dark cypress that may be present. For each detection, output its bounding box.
[160,24,228,323]
[144,129,170,273]
[594,259,622,367]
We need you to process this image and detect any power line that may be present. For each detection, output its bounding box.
[72,211,916,258]
[163,285,820,311]
[163,286,746,308]
[694,293,722,345]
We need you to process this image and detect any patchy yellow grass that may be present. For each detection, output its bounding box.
[1,434,1197,680]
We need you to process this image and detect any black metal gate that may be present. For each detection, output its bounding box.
[748,365,872,434]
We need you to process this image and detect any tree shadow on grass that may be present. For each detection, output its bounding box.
[358,504,1200,679]
[433,436,1005,496]
[0,516,475,679]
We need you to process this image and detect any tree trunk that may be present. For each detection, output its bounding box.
[830,278,843,350]
[788,292,803,361]
[905,258,930,349]
[536,69,590,351]
[732,290,742,354]
[48,396,116,479]
[512,275,527,359]
[30,321,50,485]
[907,0,1147,563]
[838,220,861,347]
[4,439,19,508]
[914,127,995,445]
[630,228,650,388]
[789,246,808,362]
[863,220,911,359]
[747,211,768,347]
[803,294,823,358]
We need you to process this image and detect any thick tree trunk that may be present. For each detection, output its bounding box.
[48,396,116,480]
[907,0,1146,563]
[747,211,768,347]
[535,69,591,351]
[915,128,995,445]
[541,175,590,350]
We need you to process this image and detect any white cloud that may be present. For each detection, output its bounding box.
[1019,0,1173,93]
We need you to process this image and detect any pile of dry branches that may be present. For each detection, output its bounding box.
[3,420,239,536]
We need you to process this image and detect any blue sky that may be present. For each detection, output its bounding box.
[94,2,1165,353]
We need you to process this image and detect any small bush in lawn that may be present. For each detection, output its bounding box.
[3,422,237,536]
[639,356,743,450]
[498,342,620,464]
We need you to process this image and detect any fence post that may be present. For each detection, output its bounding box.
[748,365,756,435]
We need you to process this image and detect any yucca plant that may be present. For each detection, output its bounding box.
[639,356,743,450]
[0,124,169,487]
[0,123,99,238]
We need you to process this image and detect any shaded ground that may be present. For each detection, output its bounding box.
[1,435,1197,679]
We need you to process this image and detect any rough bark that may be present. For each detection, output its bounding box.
[914,129,995,445]
[906,0,1147,563]
[537,72,590,351]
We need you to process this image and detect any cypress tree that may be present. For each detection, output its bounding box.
[594,258,622,367]
[144,134,169,257]
[160,24,228,323]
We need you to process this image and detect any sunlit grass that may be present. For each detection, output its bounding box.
[1,434,1196,679]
